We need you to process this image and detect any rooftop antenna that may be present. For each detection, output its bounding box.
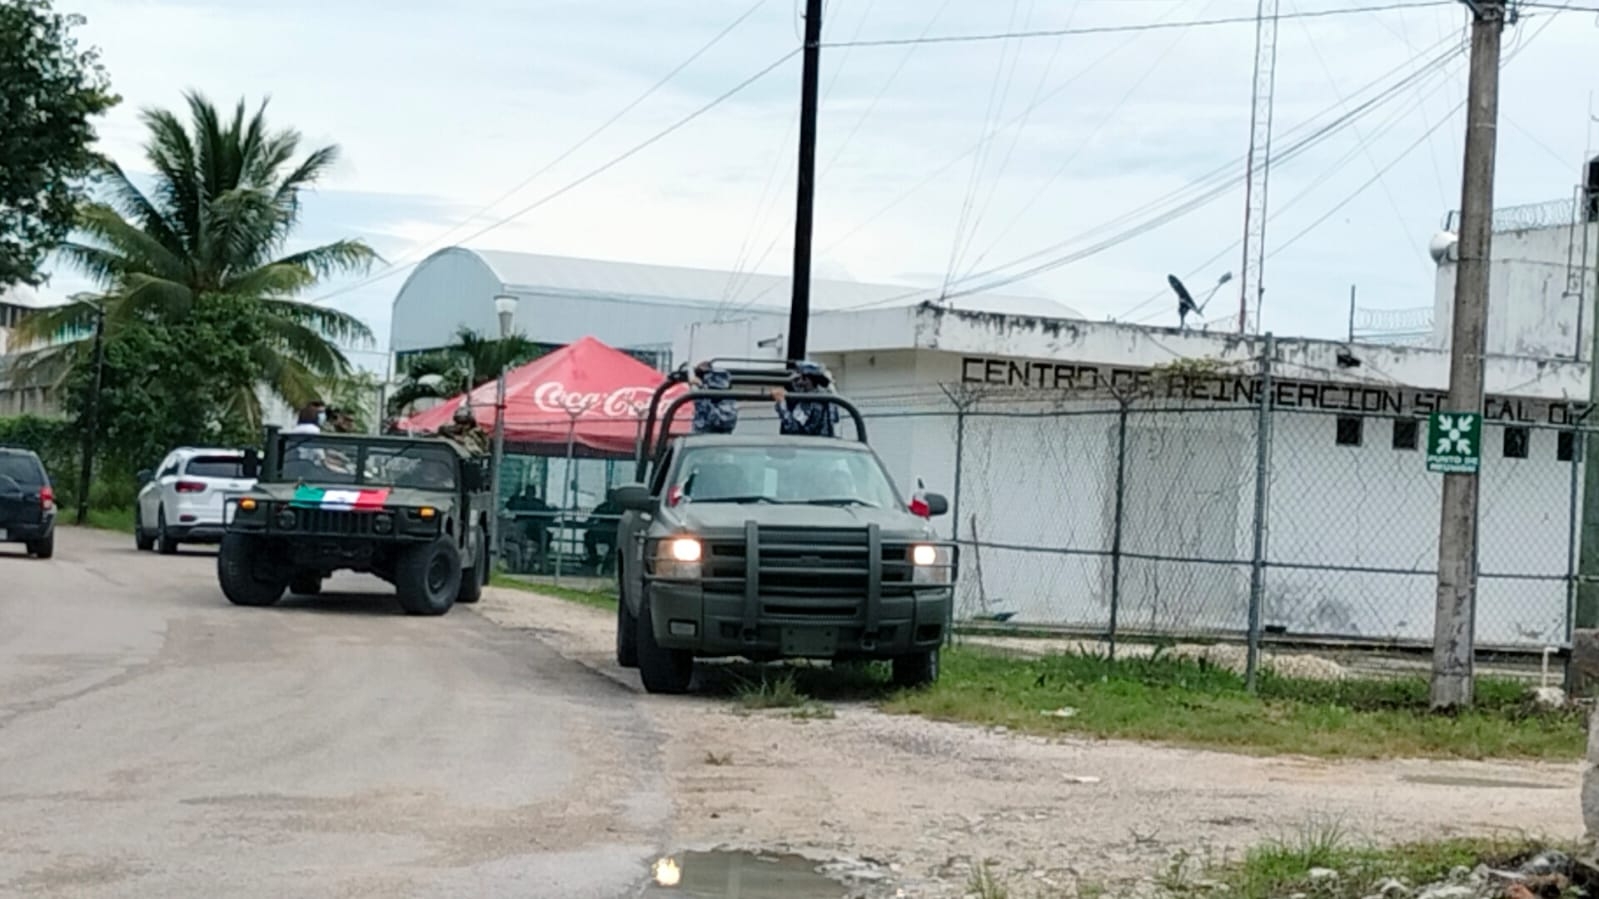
[1237,0,1281,334]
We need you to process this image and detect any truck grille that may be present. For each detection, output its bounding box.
[282,507,376,537]
[703,526,916,617]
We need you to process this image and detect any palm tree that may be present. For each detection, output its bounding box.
[13,91,378,424]
[387,326,541,415]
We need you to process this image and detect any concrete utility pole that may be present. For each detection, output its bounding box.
[785,0,822,362]
[1577,174,1599,628]
[1431,0,1507,710]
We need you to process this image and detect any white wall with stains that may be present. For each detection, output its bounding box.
[677,305,1590,647]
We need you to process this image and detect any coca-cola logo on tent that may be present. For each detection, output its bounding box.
[532,382,656,417]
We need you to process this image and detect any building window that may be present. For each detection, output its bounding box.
[1559,430,1580,462]
[1503,426,1529,459]
[1335,416,1363,447]
[1392,419,1419,450]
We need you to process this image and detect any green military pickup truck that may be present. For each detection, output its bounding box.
[612,360,957,694]
[217,428,493,616]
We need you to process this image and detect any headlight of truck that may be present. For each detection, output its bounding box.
[910,544,950,585]
[656,537,703,579]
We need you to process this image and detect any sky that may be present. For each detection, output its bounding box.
[36,0,1599,370]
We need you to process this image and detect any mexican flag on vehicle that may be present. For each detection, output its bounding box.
[291,485,391,510]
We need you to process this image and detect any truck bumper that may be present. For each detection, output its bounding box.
[647,583,952,659]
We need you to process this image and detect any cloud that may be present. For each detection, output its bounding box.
[42,0,1599,350]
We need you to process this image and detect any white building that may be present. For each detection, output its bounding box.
[0,285,63,417]
[673,186,1599,650]
[388,246,1081,371]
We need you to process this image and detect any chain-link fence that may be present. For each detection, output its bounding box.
[490,365,1589,662]
[843,361,1590,662]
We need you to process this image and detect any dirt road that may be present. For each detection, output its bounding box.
[0,529,1582,898]
[0,529,669,898]
[477,588,1585,897]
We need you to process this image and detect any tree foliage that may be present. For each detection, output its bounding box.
[56,298,267,481]
[12,90,379,427]
[387,326,542,415]
[0,0,117,288]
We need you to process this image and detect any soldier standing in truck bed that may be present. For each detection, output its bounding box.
[436,404,490,455]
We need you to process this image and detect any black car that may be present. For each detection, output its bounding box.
[0,446,56,559]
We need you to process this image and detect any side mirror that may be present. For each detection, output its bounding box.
[613,483,654,512]
[241,450,260,480]
[923,492,950,517]
[136,469,153,486]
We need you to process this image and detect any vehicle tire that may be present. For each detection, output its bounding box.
[456,536,486,604]
[616,591,639,668]
[217,532,286,607]
[395,537,461,616]
[288,571,323,596]
[135,512,155,552]
[156,508,179,555]
[27,531,54,560]
[635,590,692,694]
[891,649,940,689]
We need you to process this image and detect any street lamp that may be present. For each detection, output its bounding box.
[489,294,519,568]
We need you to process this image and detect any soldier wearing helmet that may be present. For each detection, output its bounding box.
[770,361,839,438]
[435,403,490,455]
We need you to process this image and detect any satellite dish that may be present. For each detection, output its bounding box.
[1168,274,1199,326]
[1428,231,1458,265]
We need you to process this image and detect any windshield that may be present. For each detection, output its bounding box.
[0,454,44,487]
[673,444,900,508]
[186,456,247,479]
[277,437,457,490]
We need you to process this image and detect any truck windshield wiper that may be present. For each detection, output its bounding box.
[697,494,779,504]
[801,497,879,507]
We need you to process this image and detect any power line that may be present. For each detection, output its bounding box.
[308,48,800,307]
[823,2,1456,48]
[718,0,1186,319]
[813,36,1462,317]
[1135,6,1560,327]
[956,0,1210,280]
[306,0,778,306]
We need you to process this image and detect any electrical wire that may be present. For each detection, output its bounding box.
[306,0,777,306]
[308,48,800,306]
[1135,6,1561,327]
[714,0,960,319]
[941,0,1028,300]
[957,0,1214,280]
[835,38,1462,313]
[718,0,875,313]
[1289,0,1423,260]
[822,2,1456,48]
[718,0,1195,319]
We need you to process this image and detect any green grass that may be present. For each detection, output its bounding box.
[83,505,136,534]
[978,830,1572,898]
[1179,831,1572,899]
[488,573,616,611]
[474,577,1578,759]
[883,646,1584,760]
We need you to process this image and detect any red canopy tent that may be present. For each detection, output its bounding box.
[398,336,687,459]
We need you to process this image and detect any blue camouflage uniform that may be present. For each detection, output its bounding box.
[692,367,739,434]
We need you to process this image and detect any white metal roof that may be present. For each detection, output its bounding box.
[467,248,1083,321]
[0,284,59,310]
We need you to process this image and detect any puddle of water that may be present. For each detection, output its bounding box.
[640,851,850,898]
[1400,774,1563,790]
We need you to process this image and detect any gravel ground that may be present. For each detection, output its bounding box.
[476,588,1585,897]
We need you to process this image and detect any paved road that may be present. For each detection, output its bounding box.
[0,529,669,898]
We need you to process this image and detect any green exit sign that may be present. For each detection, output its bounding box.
[1427,411,1482,474]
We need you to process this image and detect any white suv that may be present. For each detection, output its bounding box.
[135,448,257,554]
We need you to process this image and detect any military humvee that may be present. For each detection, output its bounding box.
[612,359,957,694]
[217,427,493,616]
